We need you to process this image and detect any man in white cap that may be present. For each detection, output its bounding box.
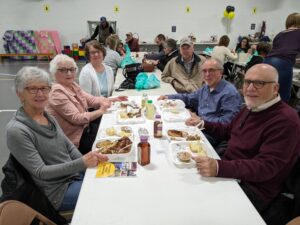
[161,37,206,93]
[80,16,114,45]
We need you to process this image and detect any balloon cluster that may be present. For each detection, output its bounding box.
[224,6,235,20]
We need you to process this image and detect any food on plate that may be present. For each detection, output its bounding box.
[119,108,142,119]
[177,151,191,162]
[120,101,138,109]
[127,108,142,118]
[120,111,129,119]
[167,129,188,138]
[96,140,115,149]
[106,127,117,136]
[170,109,180,114]
[189,141,202,153]
[118,126,132,137]
[160,100,177,108]
[189,142,207,156]
[186,134,201,141]
[96,137,132,154]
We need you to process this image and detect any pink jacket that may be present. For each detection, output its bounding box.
[47,82,101,147]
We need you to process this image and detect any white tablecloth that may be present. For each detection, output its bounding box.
[71,96,266,225]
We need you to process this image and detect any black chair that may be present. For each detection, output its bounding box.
[262,157,300,225]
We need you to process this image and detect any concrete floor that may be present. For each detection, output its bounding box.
[0,59,86,196]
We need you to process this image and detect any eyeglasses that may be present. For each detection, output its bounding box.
[243,79,276,89]
[25,86,51,94]
[89,50,101,56]
[57,67,77,73]
[201,68,222,74]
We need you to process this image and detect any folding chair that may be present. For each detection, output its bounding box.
[0,200,56,225]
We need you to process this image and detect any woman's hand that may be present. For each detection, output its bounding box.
[82,151,109,168]
[110,96,128,102]
[99,97,111,108]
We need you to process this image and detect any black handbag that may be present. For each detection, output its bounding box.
[119,63,143,89]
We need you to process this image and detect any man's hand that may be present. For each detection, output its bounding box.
[185,114,202,126]
[193,156,218,177]
[158,95,168,100]
[82,151,109,168]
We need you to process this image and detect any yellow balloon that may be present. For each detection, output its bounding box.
[224,10,229,18]
[228,12,235,20]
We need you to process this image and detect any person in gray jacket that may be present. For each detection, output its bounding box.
[5,66,108,211]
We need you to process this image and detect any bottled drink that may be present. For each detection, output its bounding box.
[138,127,149,139]
[146,100,155,120]
[154,114,163,138]
[141,93,148,108]
[138,136,150,166]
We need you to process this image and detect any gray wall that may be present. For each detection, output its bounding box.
[0,0,300,51]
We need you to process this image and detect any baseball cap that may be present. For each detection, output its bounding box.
[100,16,107,22]
[180,37,193,47]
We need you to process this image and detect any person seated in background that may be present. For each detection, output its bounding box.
[211,35,237,65]
[188,64,300,214]
[125,32,140,52]
[80,16,114,45]
[159,58,242,150]
[245,42,272,72]
[156,38,179,72]
[103,35,123,76]
[6,66,108,211]
[116,41,126,56]
[46,54,117,154]
[161,37,206,93]
[79,40,126,99]
[144,34,166,60]
[235,36,250,53]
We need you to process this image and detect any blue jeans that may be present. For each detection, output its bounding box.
[263,57,293,103]
[59,173,84,211]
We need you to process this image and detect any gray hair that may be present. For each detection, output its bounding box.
[15,66,51,93]
[203,58,224,70]
[49,54,78,75]
[164,38,177,50]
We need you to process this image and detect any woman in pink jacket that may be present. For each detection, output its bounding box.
[47,54,124,154]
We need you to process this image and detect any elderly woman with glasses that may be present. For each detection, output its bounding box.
[79,40,125,98]
[47,54,113,154]
[6,66,108,211]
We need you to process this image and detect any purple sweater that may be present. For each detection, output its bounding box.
[205,101,300,204]
[267,28,300,64]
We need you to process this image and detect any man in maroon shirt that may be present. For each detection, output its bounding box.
[187,64,300,213]
[125,32,140,52]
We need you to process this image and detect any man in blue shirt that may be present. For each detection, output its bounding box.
[158,58,242,153]
[158,58,242,124]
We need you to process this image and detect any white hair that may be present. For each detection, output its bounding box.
[49,54,78,75]
[15,67,51,92]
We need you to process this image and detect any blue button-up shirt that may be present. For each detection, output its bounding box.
[168,79,242,124]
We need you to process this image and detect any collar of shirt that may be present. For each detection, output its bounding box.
[181,54,194,64]
[207,79,226,93]
[250,95,281,112]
